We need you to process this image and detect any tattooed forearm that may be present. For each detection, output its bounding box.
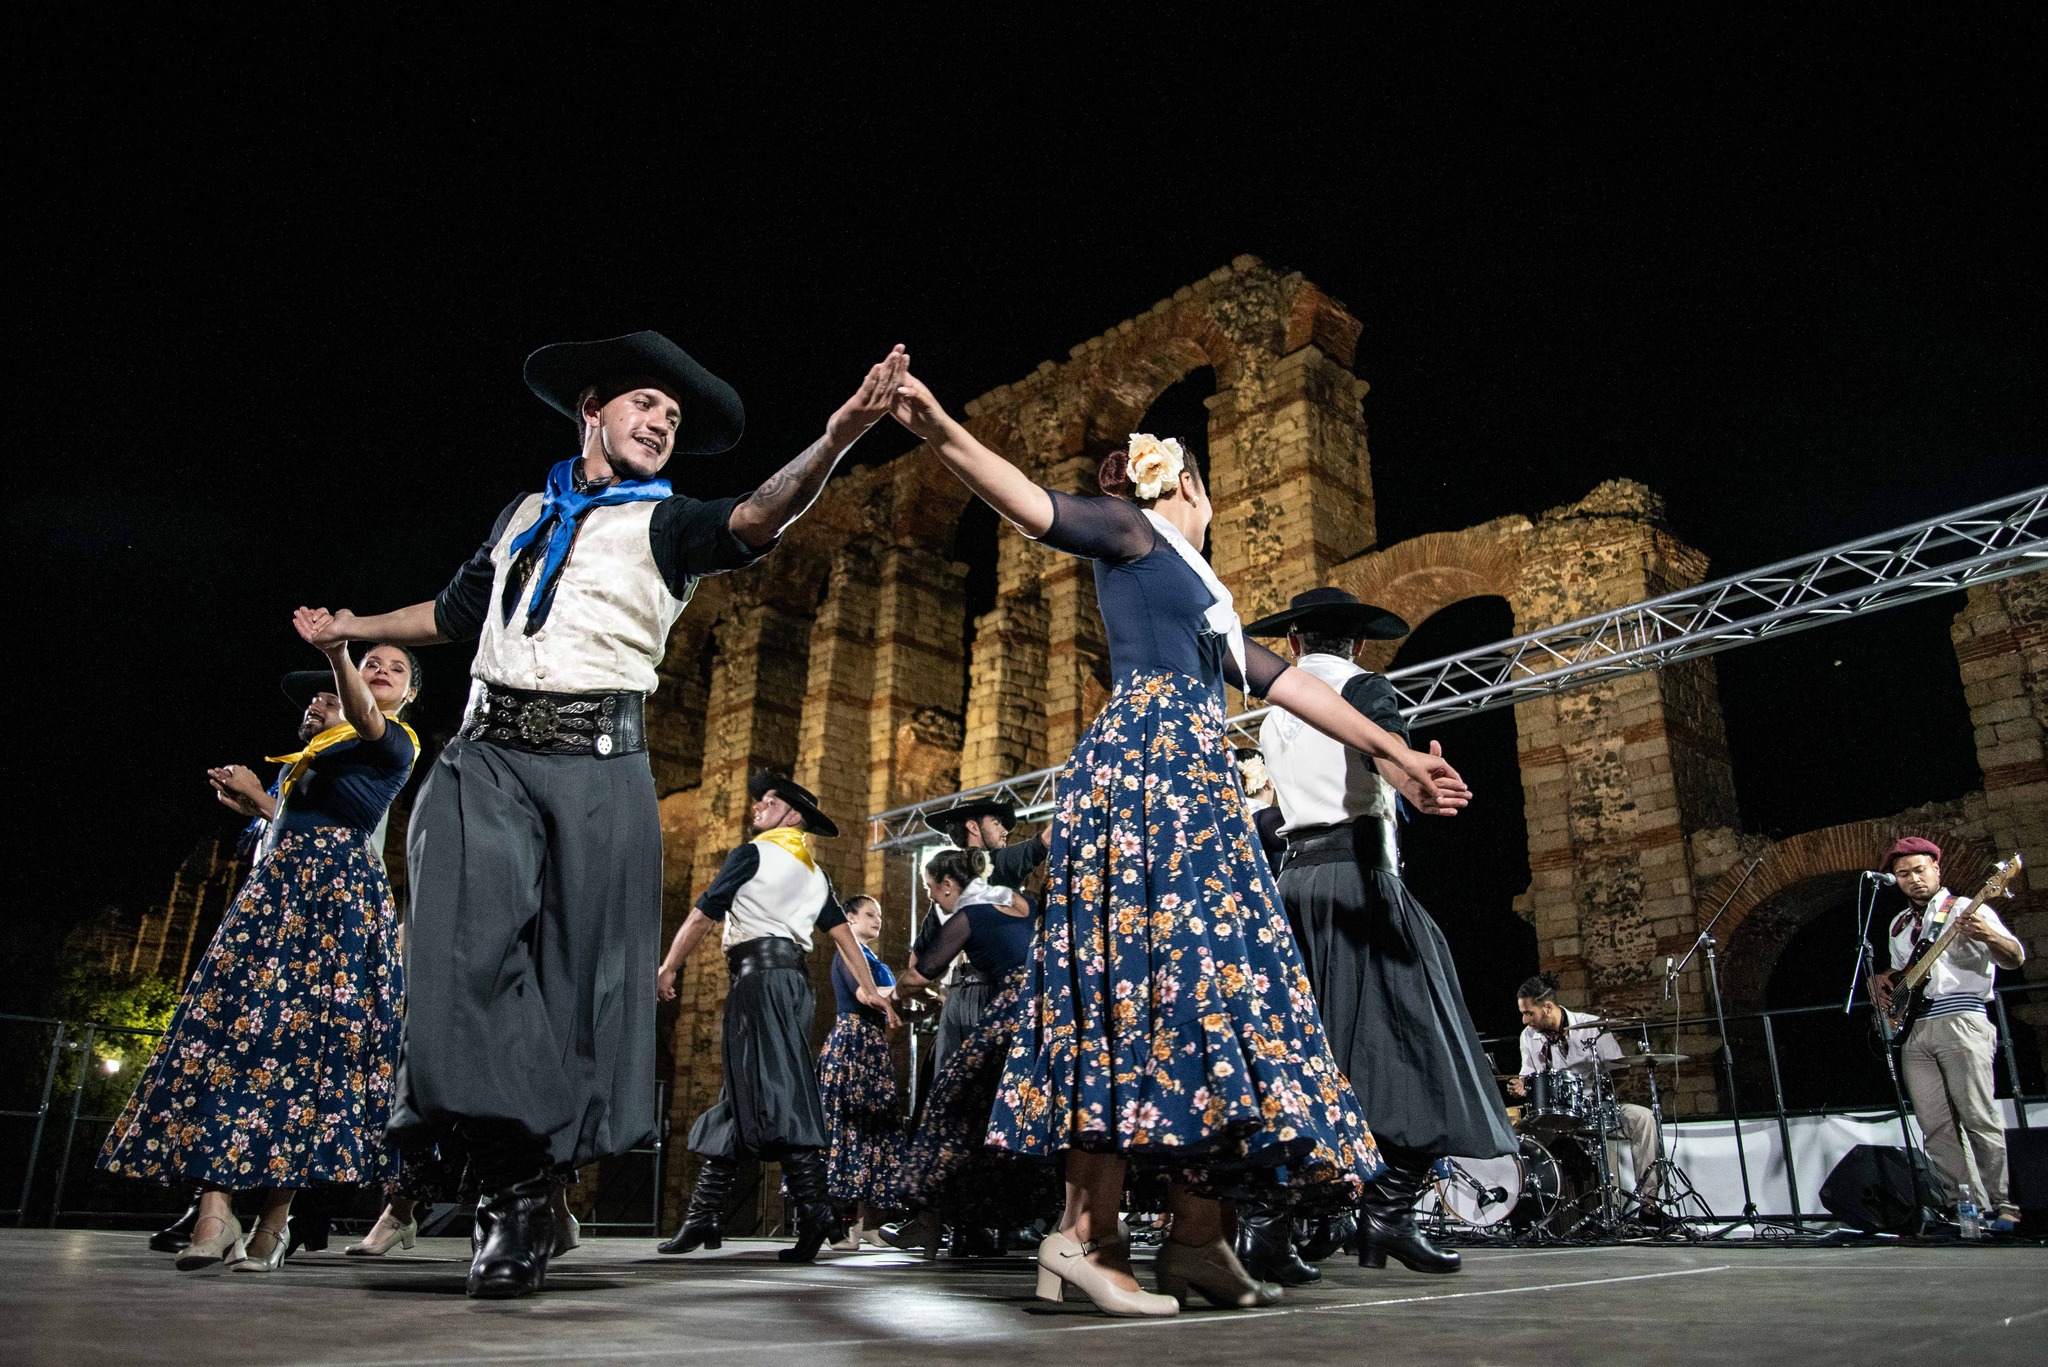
[727,434,847,547]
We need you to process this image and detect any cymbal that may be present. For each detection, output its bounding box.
[1601,1052,1689,1070]
[1577,1016,1649,1031]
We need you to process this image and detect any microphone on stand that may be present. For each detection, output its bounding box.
[1863,870,1897,886]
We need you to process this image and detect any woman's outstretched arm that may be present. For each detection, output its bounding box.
[1264,666,1471,815]
[889,373,1055,537]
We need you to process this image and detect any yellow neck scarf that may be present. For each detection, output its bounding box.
[266,718,422,803]
[753,824,815,871]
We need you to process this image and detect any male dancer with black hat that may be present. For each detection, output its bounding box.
[916,797,1048,1069]
[654,771,893,1262]
[1246,588,1515,1280]
[302,334,910,1297]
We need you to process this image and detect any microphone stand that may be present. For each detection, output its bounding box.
[1666,853,1780,1239]
[1844,872,1938,1236]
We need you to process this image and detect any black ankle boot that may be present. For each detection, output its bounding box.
[149,1194,203,1253]
[467,1178,556,1299]
[658,1155,739,1254]
[1234,1203,1321,1285]
[1295,1209,1358,1264]
[776,1149,839,1265]
[1359,1150,1459,1275]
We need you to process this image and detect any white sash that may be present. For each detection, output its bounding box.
[1141,508,1249,685]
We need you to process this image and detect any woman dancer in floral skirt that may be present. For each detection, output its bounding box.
[887,374,1470,1317]
[817,894,905,1249]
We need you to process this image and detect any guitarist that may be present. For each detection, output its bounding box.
[1869,837,2026,1233]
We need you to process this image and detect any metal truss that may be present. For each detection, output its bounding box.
[869,485,2048,851]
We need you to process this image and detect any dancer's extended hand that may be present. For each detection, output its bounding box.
[859,986,903,1031]
[824,346,910,449]
[657,963,679,1002]
[208,764,267,817]
[887,371,952,441]
[294,606,359,652]
[1390,741,1471,816]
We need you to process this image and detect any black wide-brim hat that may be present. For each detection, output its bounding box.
[748,769,840,838]
[1243,587,1410,641]
[523,330,746,456]
[923,796,1018,835]
[281,670,337,710]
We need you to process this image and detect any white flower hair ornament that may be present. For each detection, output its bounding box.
[1125,433,1187,501]
[1237,754,1270,794]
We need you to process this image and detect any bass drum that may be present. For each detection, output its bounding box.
[1434,1135,1598,1235]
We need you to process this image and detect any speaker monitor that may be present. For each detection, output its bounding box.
[1819,1144,1939,1233]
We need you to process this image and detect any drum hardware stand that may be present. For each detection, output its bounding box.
[1843,869,1941,1237]
[1666,853,1790,1240]
[1630,1038,1709,1229]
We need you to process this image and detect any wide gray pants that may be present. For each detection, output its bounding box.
[1902,1011,2013,1215]
[388,737,662,1169]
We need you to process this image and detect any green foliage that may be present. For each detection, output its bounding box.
[49,963,182,1036]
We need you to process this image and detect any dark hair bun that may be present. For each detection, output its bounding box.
[1097,448,1135,500]
[925,846,988,890]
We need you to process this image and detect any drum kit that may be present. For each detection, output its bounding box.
[1427,1017,1692,1243]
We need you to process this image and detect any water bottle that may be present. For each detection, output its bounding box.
[1957,1182,1982,1240]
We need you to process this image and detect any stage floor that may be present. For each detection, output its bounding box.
[8,1230,2044,1366]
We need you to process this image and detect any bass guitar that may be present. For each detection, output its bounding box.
[1881,853,2023,1036]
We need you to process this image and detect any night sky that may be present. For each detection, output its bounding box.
[8,11,2039,1024]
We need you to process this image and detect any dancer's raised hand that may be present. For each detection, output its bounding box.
[1388,741,1471,816]
[294,606,358,653]
[824,345,910,449]
[887,370,953,441]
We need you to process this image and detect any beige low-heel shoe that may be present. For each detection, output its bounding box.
[1034,1231,1179,1317]
[344,1211,419,1257]
[1154,1236,1283,1308]
[174,1213,245,1272]
[233,1224,288,1273]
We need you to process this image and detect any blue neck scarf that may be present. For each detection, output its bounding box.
[501,458,672,633]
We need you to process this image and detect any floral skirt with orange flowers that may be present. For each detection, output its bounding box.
[985,669,1384,1213]
[98,827,404,1191]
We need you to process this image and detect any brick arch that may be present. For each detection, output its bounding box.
[1700,816,1997,1007]
[1331,527,1527,670]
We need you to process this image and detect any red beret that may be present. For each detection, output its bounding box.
[1882,836,1943,870]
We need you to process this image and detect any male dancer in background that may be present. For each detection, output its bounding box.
[1249,588,1515,1279]
[303,334,910,1297]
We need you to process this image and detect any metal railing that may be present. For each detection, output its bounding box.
[868,484,2048,850]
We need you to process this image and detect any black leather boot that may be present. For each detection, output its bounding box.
[657,1155,739,1254]
[776,1148,839,1264]
[1234,1202,1321,1285]
[149,1194,203,1253]
[1295,1209,1358,1264]
[467,1177,556,1299]
[1359,1149,1459,1274]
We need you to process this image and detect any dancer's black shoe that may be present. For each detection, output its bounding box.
[1358,1149,1460,1274]
[467,1178,555,1299]
[1294,1210,1357,1264]
[149,1196,202,1253]
[1234,1203,1321,1285]
[776,1149,839,1264]
[657,1155,739,1254]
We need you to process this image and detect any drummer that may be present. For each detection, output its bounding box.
[1509,973,1664,1216]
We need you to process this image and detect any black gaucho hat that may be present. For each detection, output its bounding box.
[1242,587,1410,641]
[523,330,746,456]
[922,795,1018,838]
[748,770,840,838]
[281,670,338,711]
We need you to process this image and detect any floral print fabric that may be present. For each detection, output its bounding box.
[900,968,1062,1227]
[99,828,404,1190]
[816,1012,905,1207]
[986,669,1382,1211]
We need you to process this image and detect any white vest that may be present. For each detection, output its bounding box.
[469,495,694,697]
[1258,652,1397,833]
[723,840,834,952]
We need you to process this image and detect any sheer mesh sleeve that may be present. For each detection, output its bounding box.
[1036,491,1155,563]
[1224,638,1293,699]
[914,912,974,980]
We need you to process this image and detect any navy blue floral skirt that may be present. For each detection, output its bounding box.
[99,828,404,1190]
[900,969,1061,1227]
[987,670,1383,1212]
[816,1012,905,1207]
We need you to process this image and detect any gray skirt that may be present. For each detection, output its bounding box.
[1279,857,1517,1159]
[686,965,829,1160]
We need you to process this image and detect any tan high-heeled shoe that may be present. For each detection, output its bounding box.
[1154,1236,1283,1308]
[344,1210,419,1257]
[174,1213,246,1272]
[1034,1231,1180,1317]
[233,1224,288,1273]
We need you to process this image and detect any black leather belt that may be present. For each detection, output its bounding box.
[1283,817,1400,874]
[726,936,805,979]
[949,967,995,989]
[461,684,645,758]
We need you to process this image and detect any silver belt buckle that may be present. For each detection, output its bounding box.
[518,698,560,745]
